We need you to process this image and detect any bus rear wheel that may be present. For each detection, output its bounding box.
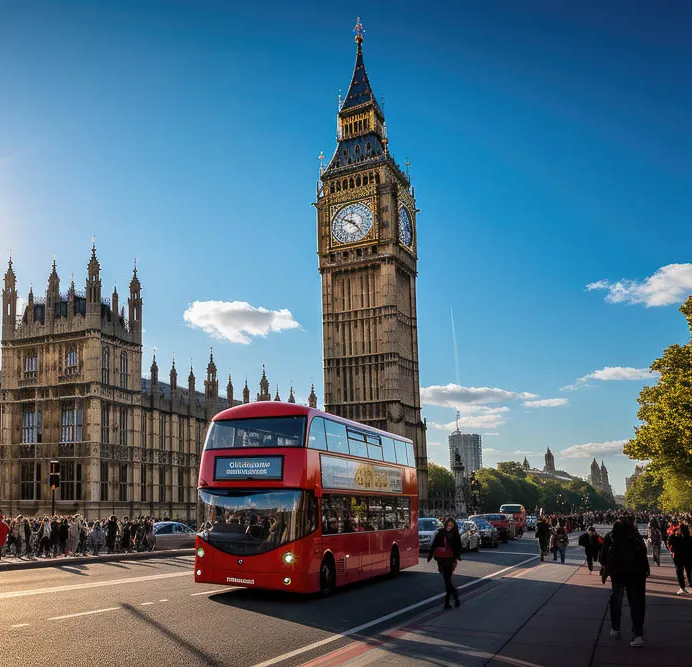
[389,547,400,577]
[320,556,336,596]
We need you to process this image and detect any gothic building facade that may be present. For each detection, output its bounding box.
[589,458,613,497]
[316,25,428,500]
[0,248,315,520]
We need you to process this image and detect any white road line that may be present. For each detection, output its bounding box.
[11,623,30,628]
[250,555,539,667]
[48,607,120,621]
[190,587,236,596]
[477,551,539,556]
[507,563,550,579]
[140,602,154,606]
[0,571,190,600]
[159,599,168,602]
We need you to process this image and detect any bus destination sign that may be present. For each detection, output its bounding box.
[214,456,283,481]
[320,455,403,494]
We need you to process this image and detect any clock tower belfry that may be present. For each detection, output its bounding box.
[316,21,428,502]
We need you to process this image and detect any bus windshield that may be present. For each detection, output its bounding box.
[500,505,524,514]
[204,416,306,450]
[198,489,318,555]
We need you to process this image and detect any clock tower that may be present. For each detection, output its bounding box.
[316,21,428,502]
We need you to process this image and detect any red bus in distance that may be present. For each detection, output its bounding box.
[194,402,418,594]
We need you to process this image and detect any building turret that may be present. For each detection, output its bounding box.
[2,256,17,338]
[600,461,610,487]
[288,386,296,404]
[523,457,530,471]
[150,350,159,386]
[67,275,75,323]
[188,364,195,395]
[26,286,34,326]
[111,285,119,320]
[170,358,178,393]
[86,241,102,323]
[308,384,318,409]
[128,261,142,339]
[242,379,250,404]
[590,458,601,486]
[274,386,281,401]
[205,348,218,401]
[226,374,234,406]
[258,365,270,401]
[544,447,555,474]
[45,257,60,326]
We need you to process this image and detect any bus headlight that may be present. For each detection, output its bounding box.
[196,547,205,558]
[282,552,295,565]
[196,569,202,576]
[283,577,292,586]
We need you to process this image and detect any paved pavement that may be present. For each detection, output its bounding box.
[2,526,686,666]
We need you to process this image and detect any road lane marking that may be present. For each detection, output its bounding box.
[476,551,539,556]
[48,607,120,621]
[140,602,154,606]
[506,563,550,579]
[159,599,168,602]
[250,555,539,667]
[0,571,190,600]
[190,587,236,596]
[11,624,30,628]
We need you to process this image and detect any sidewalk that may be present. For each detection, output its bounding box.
[0,548,194,572]
[306,549,692,666]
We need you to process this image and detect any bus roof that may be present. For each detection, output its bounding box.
[211,401,413,444]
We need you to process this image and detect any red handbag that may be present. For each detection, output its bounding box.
[434,535,454,560]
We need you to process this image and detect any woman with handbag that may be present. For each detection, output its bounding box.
[427,518,463,610]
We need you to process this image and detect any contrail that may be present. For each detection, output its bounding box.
[450,305,460,385]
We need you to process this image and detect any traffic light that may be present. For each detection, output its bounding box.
[49,460,60,490]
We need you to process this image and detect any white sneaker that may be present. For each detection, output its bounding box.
[630,636,645,648]
[610,629,621,639]
[686,589,692,595]
[677,588,686,595]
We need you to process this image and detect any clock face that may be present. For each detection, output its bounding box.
[332,202,373,244]
[398,205,413,246]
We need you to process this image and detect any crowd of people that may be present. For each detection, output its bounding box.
[0,514,163,559]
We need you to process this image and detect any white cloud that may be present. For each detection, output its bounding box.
[561,366,656,391]
[430,406,510,431]
[421,383,537,408]
[483,448,502,455]
[522,398,569,408]
[587,263,692,307]
[183,300,300,345]
[427,441,442,447]
[561,440,628,459]
[484,432,501,437]
[514,450,538,455]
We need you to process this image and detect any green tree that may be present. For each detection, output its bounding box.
[427,462,455,497]
[624,297,692,476]
[660,475,692,512]
[474,468,509,512]
[625,470,663,511]
[497,461,526,479]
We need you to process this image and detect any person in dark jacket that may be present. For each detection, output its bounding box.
[427,518,462,610]
[667,523,692,595]
[535,517,550,561]
[578,526,603,573]
[599,516,650,648]
[58,518,69,555]
[106,516,118,554]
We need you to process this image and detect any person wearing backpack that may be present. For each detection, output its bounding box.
[647,519,662,567]
[667,523,692,595]
[578,526,603,573]
[599,516,650,648]
[427,518,462,610]
[551,526,569,563]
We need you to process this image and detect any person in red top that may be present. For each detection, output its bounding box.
[0,514,9,560]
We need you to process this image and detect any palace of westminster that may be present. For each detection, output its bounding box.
[0,23,429,519]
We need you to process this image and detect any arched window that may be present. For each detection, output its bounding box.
[66,348,78,375]
[356,176,361,187]
[120,351,128,389]
[102,347,110,384]
[349,178,354,189]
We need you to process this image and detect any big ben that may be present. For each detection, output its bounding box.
[316,20,428,502]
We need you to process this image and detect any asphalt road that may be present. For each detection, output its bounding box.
[0,532,581,667]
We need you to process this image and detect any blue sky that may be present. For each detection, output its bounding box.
[2,1,692,493]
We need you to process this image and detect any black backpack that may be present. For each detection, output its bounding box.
[607,533,640,575]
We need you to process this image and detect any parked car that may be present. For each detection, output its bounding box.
[456,519,481,552]
[469,517,500,547]
[525,515,537,531]
[152,521,196,549]
[469,513,516,543]
[418,517,443,551]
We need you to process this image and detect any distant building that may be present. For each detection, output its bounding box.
[525,447,579,484]
[544,447,556,474]
[448,432,482,476]
[589,458,613,497]
[626,465,646,491]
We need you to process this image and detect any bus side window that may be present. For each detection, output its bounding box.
[394,440,408,465]
[367,435,383,461]
[382,437,396,463]
[325,420,349,455]
[308,417,327,450]
[405,442,415,467]
[347,429,367,458]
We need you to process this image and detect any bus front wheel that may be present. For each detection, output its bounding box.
[389,546,400,577]
[320,556,336,596]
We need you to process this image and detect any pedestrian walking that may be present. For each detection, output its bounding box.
[106,515,118,554]
[90,521,105,556]
[647,519,662,567]
[535,516,550,561]
[599,516,649,648]
[667,523,692,595]
[551,526,569,563]
[427,518,462,610]
[578,526,603,573]
[0,514,9,560]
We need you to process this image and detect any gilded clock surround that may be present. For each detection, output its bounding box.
[315,26,428,502]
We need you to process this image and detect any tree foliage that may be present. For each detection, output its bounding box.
[428,462,455,497]
[625,470,663,511]
[497,461,526,479]
[624,297,692,476]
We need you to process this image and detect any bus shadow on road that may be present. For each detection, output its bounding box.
[208,569,479,633]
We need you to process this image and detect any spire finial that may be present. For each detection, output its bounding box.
[8,249,12,269]
[455,410,460,432]
[52,252,57,270]
[152,345,157,361]
[353,16,365,45]
[318,151,324,175]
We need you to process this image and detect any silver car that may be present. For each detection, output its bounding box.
[457,520,481,552]
[418,517,442,551]
[152,521,196,550]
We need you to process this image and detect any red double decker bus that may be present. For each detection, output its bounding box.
[194,402,418,594]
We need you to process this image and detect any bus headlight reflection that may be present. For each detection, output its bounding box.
[282,552,296,565]
[197,547,205,558]
[283,577,291,586]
